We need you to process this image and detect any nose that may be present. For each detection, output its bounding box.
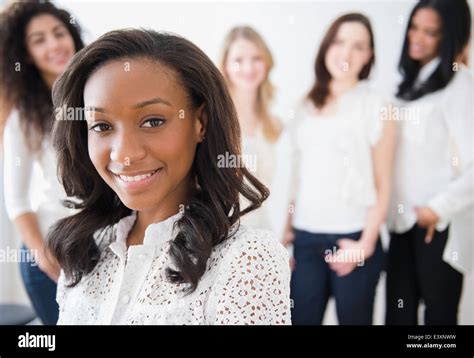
[408,29,422,44]
[240,59,254,74]
[46,35,62,52]
[340,45,352,60]
[109,129,147,166]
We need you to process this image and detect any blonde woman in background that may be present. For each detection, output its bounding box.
[220,26,282,230]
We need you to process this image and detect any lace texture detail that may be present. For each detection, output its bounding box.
[56,213,291,325]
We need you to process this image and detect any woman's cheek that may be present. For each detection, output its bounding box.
[325,49,337,70]
[428,37,440,54]
[226,70,239,86]
[353,53,367,73]
[88,137,109,177]
[30,46,47,71]
[255,62,267,82]
[165,132,198,178]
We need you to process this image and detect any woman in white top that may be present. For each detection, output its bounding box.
[46,29,291,325]
[0,1,84,324]
[386,0,472,325]
[220,26,282,230]
[282,13,396,325]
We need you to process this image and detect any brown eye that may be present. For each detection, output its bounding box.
[31,37,45,45]
[90,123,112,132]
[141,118,165,128]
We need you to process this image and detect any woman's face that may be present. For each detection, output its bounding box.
[225,38,267,92]
[84,58,206,213]
[325,21,373,82]
[407,7,442,65]
[25,14,76,81]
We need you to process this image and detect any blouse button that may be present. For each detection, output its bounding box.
[122,295,130,304]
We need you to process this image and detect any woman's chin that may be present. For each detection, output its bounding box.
[116,194,164,213]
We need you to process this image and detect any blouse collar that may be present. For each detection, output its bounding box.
[143,211,183,245]
[110,210,183,258]
[415,57,441,87]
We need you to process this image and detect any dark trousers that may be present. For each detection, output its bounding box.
[385,224,463,325]
[291,228,384,325]
[19,245,59,325]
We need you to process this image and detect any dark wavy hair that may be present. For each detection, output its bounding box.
[46,29,269,293]
[0,0,84,151]
[307,13,375,109]
[397,0,471,100]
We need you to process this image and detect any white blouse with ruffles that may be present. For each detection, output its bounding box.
[289,81,387,234]
[56,211,291,325]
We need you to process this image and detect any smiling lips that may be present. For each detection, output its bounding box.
[113,168,162,183]
[49,51,71,65]
[410,43,424,53]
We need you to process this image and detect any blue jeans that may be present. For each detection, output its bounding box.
[19,245,59,325]
[290,228,384,325]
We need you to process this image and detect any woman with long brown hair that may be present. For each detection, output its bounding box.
[283,13,396,325]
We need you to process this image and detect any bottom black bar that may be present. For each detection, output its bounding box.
[0,325,473,355]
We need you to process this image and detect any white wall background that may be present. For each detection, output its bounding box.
[1,0,472,324]
[58,0,416,118]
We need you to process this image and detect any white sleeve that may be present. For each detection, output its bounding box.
[3,111,35,220]
[212,230,291,325]
[428,69,474,225]
[267,103,303,242]
[367,91,389,146]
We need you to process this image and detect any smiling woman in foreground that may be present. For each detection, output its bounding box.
[46,28,291,325]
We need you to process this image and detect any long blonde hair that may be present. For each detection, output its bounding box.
[220,26,280,142]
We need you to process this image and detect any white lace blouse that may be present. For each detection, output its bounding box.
[56,211,291,325]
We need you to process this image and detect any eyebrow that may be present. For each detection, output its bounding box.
[27,24,67,41]
[131,98,172,109]
[85,98,172,114]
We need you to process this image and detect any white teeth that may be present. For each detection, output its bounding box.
[118,169,158,182]
[50,53,68,62]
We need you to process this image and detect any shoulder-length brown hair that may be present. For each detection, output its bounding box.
[220,26,280,142]
[47,29,269,293]
[308,13,375,109]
